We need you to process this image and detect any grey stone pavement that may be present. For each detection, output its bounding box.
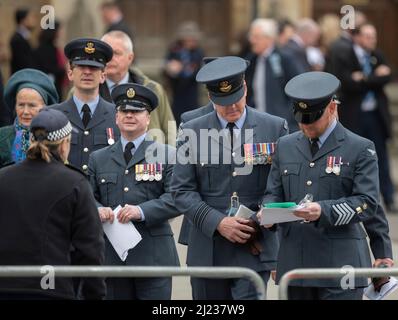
[169,83,398,299]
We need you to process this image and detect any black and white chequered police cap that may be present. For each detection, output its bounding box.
[30,109,73,142]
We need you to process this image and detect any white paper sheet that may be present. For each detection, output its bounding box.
[260,205,305,225]
[102,205,142,261]
[364,276,398,300]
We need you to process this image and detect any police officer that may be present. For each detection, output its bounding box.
[88,83,180,300]
[172,56,288,300]
[51,38,120,173]
[263,71,381,300]
[0,109,105,299]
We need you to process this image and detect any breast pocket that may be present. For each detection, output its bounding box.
[280,163,301,201]
[94,133,108,148]
[319,166,354,199]
[98,173,118,207]
[196,164,220,192]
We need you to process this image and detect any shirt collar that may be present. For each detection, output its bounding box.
[73,95,100,115]
[318,118,337,147]
[292,34,305,48]
[121,132,147,152]
[17,26,31,39]
[216,107,247,129]
[260,45,275,58]
[106,72,130,91]
[353,44,367,60]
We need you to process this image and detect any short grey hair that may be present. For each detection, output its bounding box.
[101,30,134,53]
[250,18,277,39]
[296,18,319,36]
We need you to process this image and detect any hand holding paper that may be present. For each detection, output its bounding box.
[102,205,142,261]
[260,202,305,225]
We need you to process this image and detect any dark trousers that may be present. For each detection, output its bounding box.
[191,271,269,300]
[359,111,395,205]
[288,286,364,300]
[106,277,172,300]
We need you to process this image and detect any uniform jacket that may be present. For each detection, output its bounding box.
[180,102,214,125]
[264,122,380,287]
[50,96,120,172]
[0,159,105,299]
[0,125,15,168]
[245,47,305,132]
[88,138,180,267]
[177,102,214,245]
[99,67,176,146]
[172,107,288,271]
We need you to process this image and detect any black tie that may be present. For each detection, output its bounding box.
[309,138,319,157]
[82,104,91,128]
[124,142,135,165]
[227,122,235,150]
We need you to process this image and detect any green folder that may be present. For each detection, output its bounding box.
[263,202,297,208]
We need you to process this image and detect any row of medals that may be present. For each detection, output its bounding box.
[244,143,276,165]
[135,163,162,181]
[326,156,343,175]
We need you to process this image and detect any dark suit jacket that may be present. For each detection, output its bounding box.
[332,46,392,138]
[9,32,37,74]
[245,47,304,132]
[282,38,311,72]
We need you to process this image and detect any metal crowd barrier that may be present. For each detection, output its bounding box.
[278,267,398,300]
[0,266,267,300]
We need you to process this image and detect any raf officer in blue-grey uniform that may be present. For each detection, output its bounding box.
[262,71,382,300]
[50,38,120,173]
[88,83,180,300]
[172,56,288,299]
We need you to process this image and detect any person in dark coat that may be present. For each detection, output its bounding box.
[9,8,37,74]
[101,1,133,41]
[327,23,396,212]
[164,21,204,126]
[0,108,105,300]
[34,21,67,100]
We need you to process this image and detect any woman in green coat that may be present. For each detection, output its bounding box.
[0,68,58,168]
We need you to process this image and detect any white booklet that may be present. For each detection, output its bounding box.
[102,205,142,261]
[260,205,305,225]
[364,276,398,300]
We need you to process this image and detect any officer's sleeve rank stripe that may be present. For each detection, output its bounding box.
[194,203,211,230]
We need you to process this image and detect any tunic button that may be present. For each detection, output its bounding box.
[283,169,288,175]
[124,187,129,192]
[309,162,315,168]
[232,171,237,177]
[306,180,312,186]
[232,152,236,157]
[101,179,105,183]
[125,170,129,175]
[84,131,89,136]
[83,147,89,152]
[82,165,88,170]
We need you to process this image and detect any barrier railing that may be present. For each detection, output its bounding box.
[278,267,398,300]
[0,266,267,300]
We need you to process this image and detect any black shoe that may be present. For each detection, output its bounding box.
[385,202,398,213]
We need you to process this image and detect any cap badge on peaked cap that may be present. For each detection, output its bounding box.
[84,42,95,54]
[219,80,232,93]
[298,102,308,109]
[126,88,136,98]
